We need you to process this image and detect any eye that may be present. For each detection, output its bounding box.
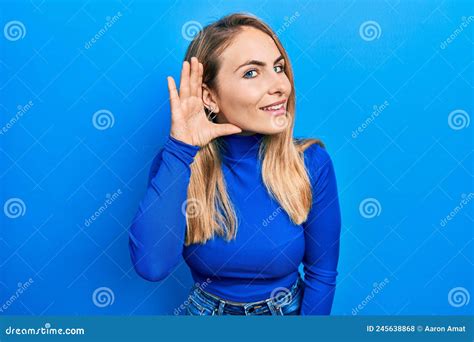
[243,64,285,79]
[274,64,285,73]
[243,69,258,79]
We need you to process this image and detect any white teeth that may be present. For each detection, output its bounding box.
[261,103,284,111]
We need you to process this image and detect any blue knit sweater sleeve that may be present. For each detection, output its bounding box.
[301,144,342,315]
[128,135,200,281]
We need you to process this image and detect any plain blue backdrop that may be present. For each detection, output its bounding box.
[1,0,473,316]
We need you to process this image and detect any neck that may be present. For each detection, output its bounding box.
[219,132,265,161]
[233,130,256,136]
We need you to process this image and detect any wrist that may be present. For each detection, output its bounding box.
[169,133,200,149]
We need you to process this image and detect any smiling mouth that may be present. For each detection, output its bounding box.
[259,100,287,116]
[259,102,285,111]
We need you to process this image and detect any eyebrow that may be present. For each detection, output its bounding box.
[234,55,285,72]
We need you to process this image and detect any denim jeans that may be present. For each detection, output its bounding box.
[185,274,305,316]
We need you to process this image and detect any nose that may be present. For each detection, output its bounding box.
[267,71,287,95]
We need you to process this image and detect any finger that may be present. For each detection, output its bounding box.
[167,76,181,115]
[213,123,242,138]
[179,60,190,99]
[197,62,203,100]
[189,57,199,97]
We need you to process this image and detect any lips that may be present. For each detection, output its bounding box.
[259,99,287,111]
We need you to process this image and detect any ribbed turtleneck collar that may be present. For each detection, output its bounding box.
[219,133,265,162]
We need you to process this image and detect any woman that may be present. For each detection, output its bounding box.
[128,12,341,316]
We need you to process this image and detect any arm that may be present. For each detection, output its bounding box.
[128,135,200,281]
[301,144,342,315]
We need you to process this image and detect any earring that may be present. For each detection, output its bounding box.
[207,106,217,121]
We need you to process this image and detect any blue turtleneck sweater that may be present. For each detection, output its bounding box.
[128,133,341,315]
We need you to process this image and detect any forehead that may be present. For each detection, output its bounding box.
[219,27,281,69]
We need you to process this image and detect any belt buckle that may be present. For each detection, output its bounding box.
[244,302,264,314]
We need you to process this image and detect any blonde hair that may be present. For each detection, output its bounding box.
[183,13,324,245]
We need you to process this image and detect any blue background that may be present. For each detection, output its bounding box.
[1,0,472,316]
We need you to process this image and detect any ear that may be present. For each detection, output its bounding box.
[202,83,220,113]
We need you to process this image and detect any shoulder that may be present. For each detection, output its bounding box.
[294,137,335,184]
[294,137,332,165]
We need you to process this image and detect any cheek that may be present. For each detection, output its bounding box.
[223,84,263,111]
[283,76,292,95]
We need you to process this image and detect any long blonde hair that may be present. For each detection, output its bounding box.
[183,13,324,245]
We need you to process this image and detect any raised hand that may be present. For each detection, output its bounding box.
[167,56,242,147]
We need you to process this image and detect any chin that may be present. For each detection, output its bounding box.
[239,114,289,135]
[268,113,289,133]
[256,125,287,136]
